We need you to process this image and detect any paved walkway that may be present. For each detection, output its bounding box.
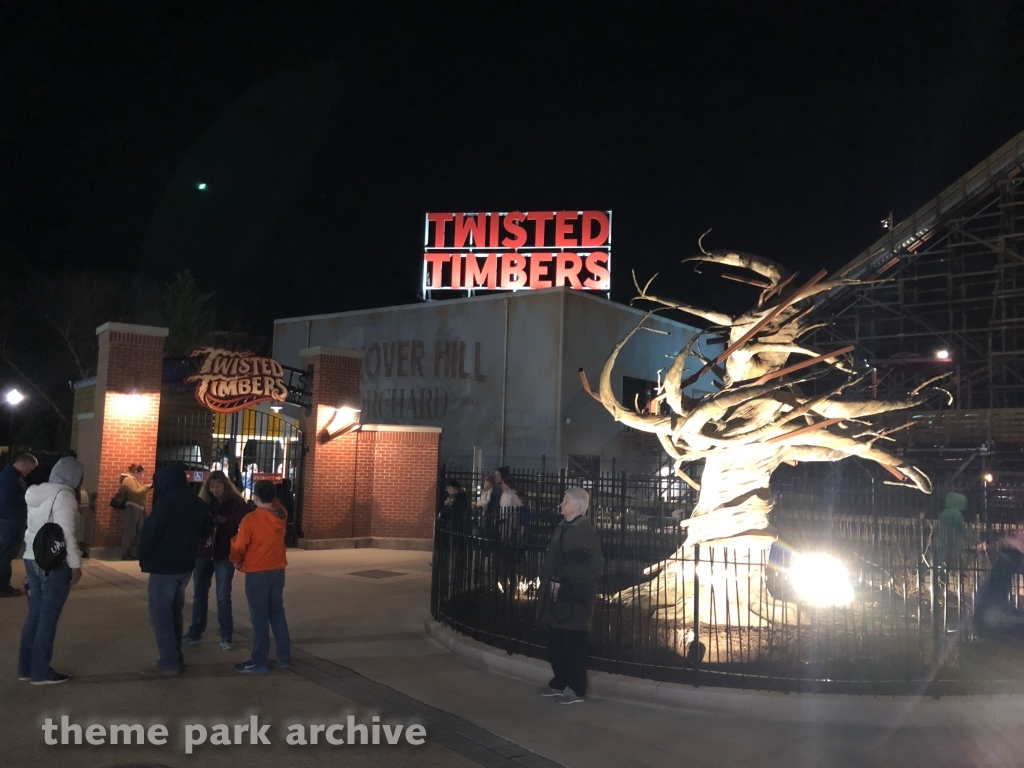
[2,549,1023,767]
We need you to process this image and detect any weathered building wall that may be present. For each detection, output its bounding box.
[560,290,722,470]
[274,287,709,471]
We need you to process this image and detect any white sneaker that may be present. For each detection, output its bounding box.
[220,640,233,651]
[557,690,585,704]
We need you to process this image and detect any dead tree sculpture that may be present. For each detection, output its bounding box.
[581,246,949,622]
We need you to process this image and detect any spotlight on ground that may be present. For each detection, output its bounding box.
[789,553,855,607]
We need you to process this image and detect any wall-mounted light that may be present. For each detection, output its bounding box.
[323,406,361,440]
[983,472,994,484]
[108,392,153,419]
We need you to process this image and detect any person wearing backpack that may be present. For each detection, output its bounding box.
[118,464,152,560]
[18,457,84,685]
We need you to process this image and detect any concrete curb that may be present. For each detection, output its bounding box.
[297,537,432,551]
[425,619,1024,727]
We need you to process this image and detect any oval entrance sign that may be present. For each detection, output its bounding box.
[185,347,289,413]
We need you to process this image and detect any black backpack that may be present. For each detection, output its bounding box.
[33,490,69,574]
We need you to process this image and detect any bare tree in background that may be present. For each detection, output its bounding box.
[160,271,218,356]
[1,270,139,428]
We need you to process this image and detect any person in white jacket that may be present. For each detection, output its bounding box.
[18,457,84,685]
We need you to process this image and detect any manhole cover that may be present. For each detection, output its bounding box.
[347,569,405,579]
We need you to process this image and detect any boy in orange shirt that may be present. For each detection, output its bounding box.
[230,480,290,674]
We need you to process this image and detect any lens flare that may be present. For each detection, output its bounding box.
[789,552,854,607]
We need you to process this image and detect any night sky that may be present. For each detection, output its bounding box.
[4,1,1024,327]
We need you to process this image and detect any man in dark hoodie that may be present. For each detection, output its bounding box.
[138,462,209,676]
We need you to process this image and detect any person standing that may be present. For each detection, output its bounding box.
[182,471,251,650]
[19,457,84,684]
[933,491,976,571]
[230,480,290,675]
[443,478,472,530]
[477,468,522,540]
[537,487,603,705]
[277,479,295,520]
[120,464,152,560]
[476,467,522,512]
[137,462,209,676]
[0,453,38,597]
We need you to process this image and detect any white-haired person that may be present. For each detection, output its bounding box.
[536,486,603,704]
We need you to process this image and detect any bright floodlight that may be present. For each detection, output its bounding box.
[4,389,24,406]
[789,553,855,607]
[983,472,994,483]
[196,182,208,190]
[936,349,950,360]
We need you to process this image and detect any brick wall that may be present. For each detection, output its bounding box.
[356,428,440,539]
[83,324,167,551]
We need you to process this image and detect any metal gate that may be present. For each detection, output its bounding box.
[156,409,306,546]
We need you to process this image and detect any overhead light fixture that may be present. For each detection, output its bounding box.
[4,389,24,406]
[936,349,950,360]
[323,406,361,440]
[196,182,208,191]
[983,472,994,483]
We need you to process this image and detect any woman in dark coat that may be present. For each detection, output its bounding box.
[536,487,603,704]
[182,470,251,649]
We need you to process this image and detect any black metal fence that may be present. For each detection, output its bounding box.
[431,466,1024,695]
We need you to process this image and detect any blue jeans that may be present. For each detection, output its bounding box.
[245,569,290,668]
[19,560,73,681]
[147,572,192,671]
[0,518,26,589]
[186,558,235,642]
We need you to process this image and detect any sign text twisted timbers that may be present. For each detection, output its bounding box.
[186,347,289,413]
[423,210,611,292]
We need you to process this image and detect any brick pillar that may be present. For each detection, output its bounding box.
[80,322,168,558]
[298,346,363,540]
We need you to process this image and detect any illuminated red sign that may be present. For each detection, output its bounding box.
[423,210,611,292]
